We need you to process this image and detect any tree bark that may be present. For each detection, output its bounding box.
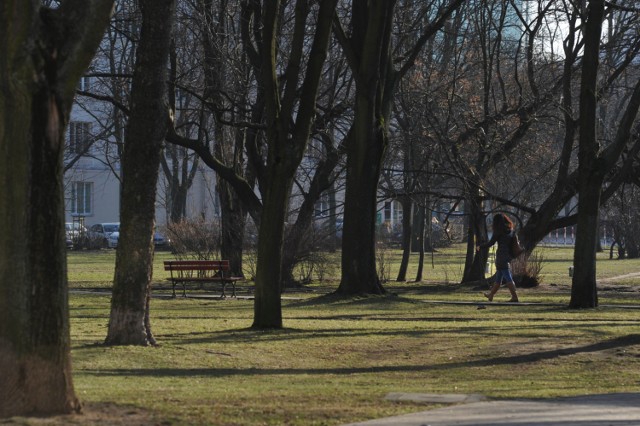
[570,0,605,309]
[106,0,175,345]
[396,196,413,282]
[410,203,424,252]
[253,175,289,328]
[336,0,395,295]
[219,179,247,276]
[462,193,488,283]
[337,126,388,294]
[0,0,113,417]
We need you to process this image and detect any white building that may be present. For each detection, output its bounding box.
[64,90,220,230]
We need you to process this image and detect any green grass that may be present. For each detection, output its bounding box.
[66,244,640,290]
[56,245,640,425]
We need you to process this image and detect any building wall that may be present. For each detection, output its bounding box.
[64,165,120,226]
[66,161,220,229]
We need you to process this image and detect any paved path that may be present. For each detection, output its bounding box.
[599,272,640,283]
[343,393,640,426]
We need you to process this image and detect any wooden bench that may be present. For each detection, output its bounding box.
[164,260,242,298]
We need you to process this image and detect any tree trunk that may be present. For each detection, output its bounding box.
[201,0,247,277]
[214,119,247,277]
[396,196,413,282]
[334,0,462,293]
[0,61,81,418]
[336,0,396,295]
[0,0,113,416]
[251,0,338,327]
[169,177,189,223]
[106,0,175,345]
[328,184,339,252]
[410,201,424,252]
[164,44,199,225]
[570,0,605,309]
[337,128,387,295]
[415,206,426,282]
[461,195,488,283]
[219,179,247,276]
[253,174,290,328]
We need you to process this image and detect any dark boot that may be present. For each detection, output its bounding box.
[506,282,519,302]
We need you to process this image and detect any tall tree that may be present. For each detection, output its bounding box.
[570,0,610,308]
[201,0,249,276]
[494,0,640,256]
[334,0,464,294]
[105,0,176,345]
[251,0,339,327]
[0,0,114,416]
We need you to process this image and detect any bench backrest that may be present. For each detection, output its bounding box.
[164,260,230,272]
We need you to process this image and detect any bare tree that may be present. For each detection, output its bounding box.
[333,0,465,295]
[105,0,176,345]
[513,1,640,256]
[249,0,339,327]
[570,0,606,308]
[0,0,114,416]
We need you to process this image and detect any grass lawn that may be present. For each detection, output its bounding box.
[14,245,640,425]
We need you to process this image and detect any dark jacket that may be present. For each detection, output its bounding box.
[479,231,514,270]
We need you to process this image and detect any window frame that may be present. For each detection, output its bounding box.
[70,181,93,216]
[68,121,93,155]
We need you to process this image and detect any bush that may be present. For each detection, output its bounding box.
[166,218,221,259]
[286,222,340,284]
[512,250,544,288]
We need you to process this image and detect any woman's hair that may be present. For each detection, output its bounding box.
[492,213,514,235]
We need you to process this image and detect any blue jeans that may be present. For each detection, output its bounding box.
[495,268,514,284]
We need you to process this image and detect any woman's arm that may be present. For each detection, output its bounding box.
[477,233,497,250]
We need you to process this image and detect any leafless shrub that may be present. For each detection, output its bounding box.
[243,247,257,281]
[286,223,340,284]
[166,218,220,260]
[512,250,544,288]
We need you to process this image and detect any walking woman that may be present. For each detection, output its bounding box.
[476,213,519,303]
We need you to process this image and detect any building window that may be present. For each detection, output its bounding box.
[314,193,330,217]
[68,122,92,154]
[384,201,392,222]
[71,182,92,215]
[393,200,403,224]
[78,76,91,91]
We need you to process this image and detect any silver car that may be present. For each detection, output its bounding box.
[65,222,87,249]
[107,228,170,249]
[88,222,120,249]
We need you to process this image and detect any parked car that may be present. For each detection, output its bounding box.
[107,231,120,248]
[153,230,171,249]
[65,222,87,249]
[88,222,120,249]
[107,228,170,249]
[65,222,86,238]
[65,234,73,250]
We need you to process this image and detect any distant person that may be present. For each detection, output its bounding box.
[476,213,519,303]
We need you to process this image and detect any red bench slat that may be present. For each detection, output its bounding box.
[163,260,240,298]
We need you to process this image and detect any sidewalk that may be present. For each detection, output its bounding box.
[343,393,640,426]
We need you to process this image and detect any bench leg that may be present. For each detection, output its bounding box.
[172,282,177,298]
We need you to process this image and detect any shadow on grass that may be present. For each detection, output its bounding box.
[146,302,640,345]
[288,288,481,308]
[82,334,640,378]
